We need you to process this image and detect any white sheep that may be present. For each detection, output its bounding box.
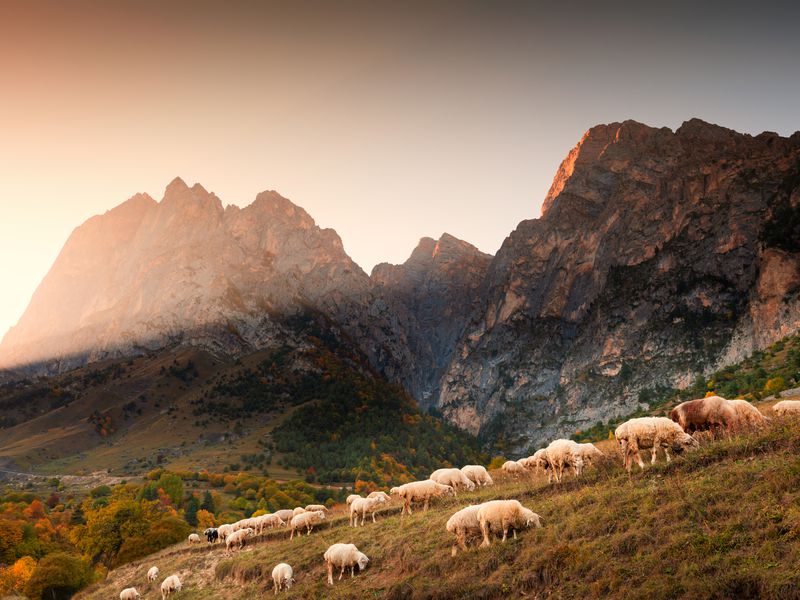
[366,491,392,503]
[429,468,476,495]
[460,465,494,487]
[271,562,295,594]
[187,533,201,544]
[305,504,330,513]
[544,439,584,483]
[146,566,159,582]
[521,449,553,482]
[445,505,482,556]
[346,494,362,506]
[289,510,326,540]
[160,575,182,600]
[389,480,455,515]
[477,499,542,547]
[256,514,285,533]
[773,400,800,416]
[225,527,254,551]
[216,523,235,542]
[119,588,141,600]
[729,399,768,429]
[273,509,295,523]
[500,460,527,478]
[349,497,384,526]
[323,543,369,586]
[615,416,699,471]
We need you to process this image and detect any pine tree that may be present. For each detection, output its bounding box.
[185,496,199,527]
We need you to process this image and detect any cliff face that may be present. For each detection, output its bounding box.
[437,119,800,449]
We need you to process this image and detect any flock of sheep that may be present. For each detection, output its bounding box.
[117,395,799,598]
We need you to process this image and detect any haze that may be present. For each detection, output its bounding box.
[1,0,799,339]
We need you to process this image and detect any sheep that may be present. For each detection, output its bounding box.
[773,400,800,416]
[225,527,254,551]
[346,494,362,506]
[544,439,585,483]
[460,465,494,487]
[500,460,528,478]
[289,510,326,540]
[669,395,738,435]
[429,467,476,495]
[729,399,768,429]
[120,587,141,600]
[271,562,295,594]
[305,504,330,513]
[477,500,542,547]
[187,533,201,544]
[273,509,295,523]
[445,505,482,556]
[160,575,182,600]
[203,528,218,543]
[256,514,285,533]
[366,491,392,503]
[522,448,553,482]
[615,416,699,471]
[147,566,159,582]
[323,543,369,586]
[216,523,235,542]
[350,497,384,526]
[389,480,455,515]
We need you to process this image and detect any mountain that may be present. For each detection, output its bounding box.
[437,119,800,449]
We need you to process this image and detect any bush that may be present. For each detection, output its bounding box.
[24,552,92,600]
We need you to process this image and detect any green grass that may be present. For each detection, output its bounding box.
[76,415,800,600]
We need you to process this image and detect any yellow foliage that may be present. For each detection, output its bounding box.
[705,390,717,397]
[0,556,36,593]
[196,509,215,529]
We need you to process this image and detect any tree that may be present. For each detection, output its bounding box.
[155,473,183,506]
[0,555,36,594]
[200,490,214,512]
[24,552,91,600]
[184,496,199,527]
[196,509,215,529]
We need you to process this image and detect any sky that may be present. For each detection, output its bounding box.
[1,0,799,338]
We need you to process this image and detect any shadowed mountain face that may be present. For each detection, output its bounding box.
[2,119,800,451]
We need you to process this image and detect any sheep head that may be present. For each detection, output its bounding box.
[357,552,370,571]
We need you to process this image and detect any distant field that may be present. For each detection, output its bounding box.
[77,412,800,600]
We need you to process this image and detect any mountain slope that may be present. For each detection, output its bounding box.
[438,120,800,448]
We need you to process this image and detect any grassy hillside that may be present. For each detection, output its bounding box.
[74,413,800,600]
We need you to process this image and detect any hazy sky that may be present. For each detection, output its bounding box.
[1,0,799,338]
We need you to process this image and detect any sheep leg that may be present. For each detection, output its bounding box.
[351,565,356,578]
[501,524,508,542]
[650,445,658,465]
[663,445,672,462]
[480,521,491,548]
[423,498,429,511]
[512,527,518,540]
[371,511,376,523]
[326,562,333,586]
[339,566,345,580]
[274,579,278,595]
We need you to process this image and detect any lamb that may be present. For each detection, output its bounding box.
[271,562,295,594]
[773,400,800,416]
[349,497,384,526]
[289,510,326,539]
[147,566,159,582]
[389,480,455,515]
[500,460,528,478]
[669,395,738,435]
[615,416,699,471]
[429,467,476,495]
[203,528,218,543]
[460,465,494,487]
[366,491,392,503]
[477,499,542,547]
[160,575,182,600]
[544,439,585,483]
[346,494,362,506]
[729,399,768,429]
[305,504,330,513]
[273,509,295,523]
[323,543,369,586]
[445,505,482,556]
[225,527,254,551]
[120,588,141,600]
[187,533,201,544]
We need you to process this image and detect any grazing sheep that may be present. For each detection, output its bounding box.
[445,505,482,556]
[429,468,476,495]
[349,497,384,526]
[500,460,527,478]
[574,442,605,466]
[273,509,295,523]
[346,494,362,506]
[729,399,768,429]
[216,523,235,542]
[203,528,218,543]
[544,439,584,483]
[323,543,369,586]
[615,416,699,471]
[523,449,553,482]
[147,566,159,582]
[225,527,254,551]
[292,507,307,518]
[669,395,738,435]
[390,480,455,515]
[305,504,330,513]
[271,562,295,594]
[460,465,494,487]
[187,533,201,544]
[256,514,286,533]
[289,510,326,540]
[477,500,542,547]
[160,575,182,600]
[773,400,800,416]
[366,491,392,503]
[120,587,141,600]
